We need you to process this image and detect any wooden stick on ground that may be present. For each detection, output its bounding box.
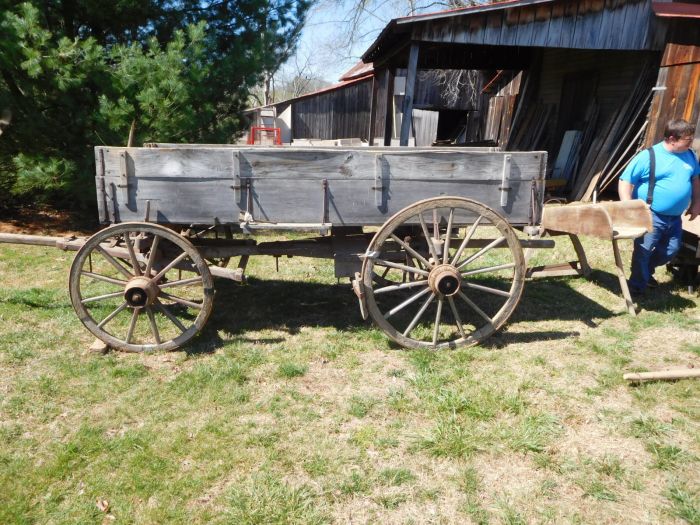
[623,368,700,383]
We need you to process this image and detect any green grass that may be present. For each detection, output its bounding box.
[0,231,699,523]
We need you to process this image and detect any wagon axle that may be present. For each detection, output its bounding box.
[428,264,462,297]
[123,276,159,308]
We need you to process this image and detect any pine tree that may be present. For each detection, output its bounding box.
[0,0,310,210]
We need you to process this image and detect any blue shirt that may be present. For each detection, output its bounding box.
[620,142,699,216]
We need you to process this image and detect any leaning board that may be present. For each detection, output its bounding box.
[95,146,547,227]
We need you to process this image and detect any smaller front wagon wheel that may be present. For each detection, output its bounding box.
[69,222,214,352]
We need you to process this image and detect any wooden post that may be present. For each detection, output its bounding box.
[400,43,420,147]
[624,369,700,382]
[368,75,378,146]
[383,69,395,147]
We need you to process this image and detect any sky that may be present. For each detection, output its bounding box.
[284,0,453,83]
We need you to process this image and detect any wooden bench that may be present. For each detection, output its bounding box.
[531,200,652,315]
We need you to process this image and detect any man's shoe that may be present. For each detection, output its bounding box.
[629,287,645,299]
[647,277,659,288]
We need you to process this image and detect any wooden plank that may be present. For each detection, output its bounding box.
[500,7,520,47]
[546,1,565,47]
[400,44,420,147]
[643,67,668,147]
[484,11,503,46]
[624,369,700,382]
[619,0,644,50]
[596,0,615,49]
[577,0,605,49]
[531,4,553,47]
[515,5,536,47]
[662,44,700,67]
[559,0,579,48]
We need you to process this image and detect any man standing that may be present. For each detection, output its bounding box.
[618,119,700,294]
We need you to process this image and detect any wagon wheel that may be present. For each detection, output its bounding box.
[362,197,525,349]
[69,222,214,352]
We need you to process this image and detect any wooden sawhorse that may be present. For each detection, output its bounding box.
[528,201,652,315]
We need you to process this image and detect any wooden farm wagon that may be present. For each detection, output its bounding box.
[2,145,564,352]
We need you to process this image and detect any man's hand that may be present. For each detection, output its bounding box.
[688,178,700,220]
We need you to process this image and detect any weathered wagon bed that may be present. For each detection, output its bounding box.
[95,146,546,227]
[3,145,558,352]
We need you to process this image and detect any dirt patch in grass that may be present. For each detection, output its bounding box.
[0,206,96,236]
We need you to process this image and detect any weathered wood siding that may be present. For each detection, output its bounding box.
[411,0,665,51]
[645,43,700,147]
[292,79,372,140]
[95,146,546,227]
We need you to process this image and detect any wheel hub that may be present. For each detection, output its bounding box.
[124,276,159,308]
[428,264,462,297]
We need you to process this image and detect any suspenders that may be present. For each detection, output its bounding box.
[646,147,656,207]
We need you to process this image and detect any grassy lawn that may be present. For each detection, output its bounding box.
[0,231,698,524]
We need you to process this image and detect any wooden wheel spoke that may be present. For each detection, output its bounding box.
[144,235,160,276]
[456,236,506,270]
[159,291,203,310]
[152,252,189,283]
[451,215,483,265]
[374,259,430,277]
[403,292,435,337]
[124,232,142,276]
[97,301,129,329]
[96,245,133,279]
[155,299,187,333]
[81,271,127,286]
[145,306,161,345]
[390,234,431,269]
[457,291,493,323]
[384,286,432,319]
[443,208,454,264]
[461,262,516,277]
[374,279,429,295]
[448,296,466,338]
[463,281,511,298]
[81,291,124,304]
[432,298,444,345]
[158,276,203,290]
[419,213,440,262]
[125,308,140,344]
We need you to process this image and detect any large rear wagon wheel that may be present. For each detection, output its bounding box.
[69,222,214,352]
[362,197,525,349]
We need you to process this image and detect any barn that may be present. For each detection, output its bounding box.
[246,0,699,200]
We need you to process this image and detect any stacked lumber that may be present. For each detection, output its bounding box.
[573,60,657,201]
[506,59,657,202]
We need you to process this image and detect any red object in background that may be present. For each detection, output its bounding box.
[247,126,282,145]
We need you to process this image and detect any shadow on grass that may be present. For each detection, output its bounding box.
[587,269,697,313]
[186,269,696,353]
[187,277,366,355]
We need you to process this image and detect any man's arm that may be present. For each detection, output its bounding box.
[686,177,700,220]
[618,179,635,201]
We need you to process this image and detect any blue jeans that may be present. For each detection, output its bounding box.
[629,211,682,292]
